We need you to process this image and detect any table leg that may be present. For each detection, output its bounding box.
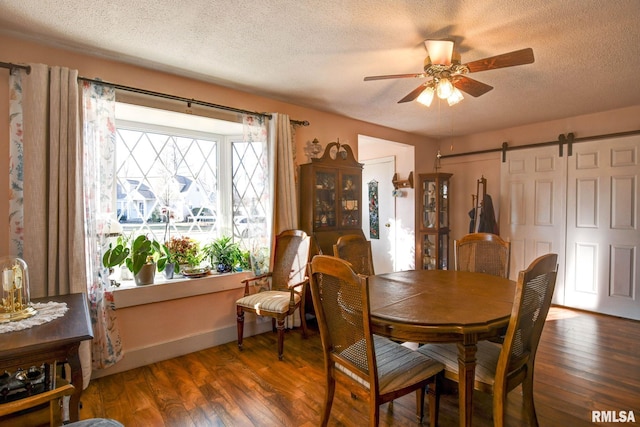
[457,338,478,427]
[66,343,83,422]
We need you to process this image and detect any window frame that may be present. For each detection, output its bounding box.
[109,101,269,293]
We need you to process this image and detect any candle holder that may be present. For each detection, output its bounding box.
[0,257,36,323]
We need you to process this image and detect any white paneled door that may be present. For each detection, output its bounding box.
[362,156,396,274]
[500,145,567,304]
[565,135,640,320]
[501,135,640,320]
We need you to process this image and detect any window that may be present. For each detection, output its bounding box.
[114,102,269,253]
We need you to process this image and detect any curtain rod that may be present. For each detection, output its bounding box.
[0,61,31,74]
[440,129,640,162]
[0,61,309,126]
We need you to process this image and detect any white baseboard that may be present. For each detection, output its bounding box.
[91,319,272,379]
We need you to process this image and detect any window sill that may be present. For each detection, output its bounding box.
[111,271,253,309]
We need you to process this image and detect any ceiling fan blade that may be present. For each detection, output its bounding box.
[454,76,493,97]
[398,84,428,103]
[465,48,534,73]
[364,73,425,81]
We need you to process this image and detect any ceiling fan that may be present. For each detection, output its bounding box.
[364,40,534,106]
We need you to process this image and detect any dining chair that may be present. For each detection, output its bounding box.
[454,232,511,279]
[309,255,444,426]
[418,253,558,427]
[0,376,74,427]
[333,233,375,275]
[236,229,310,360]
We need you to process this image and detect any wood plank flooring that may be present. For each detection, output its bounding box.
[79,306,640,426]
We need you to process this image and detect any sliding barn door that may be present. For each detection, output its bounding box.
[565,135,640,320]
[500,145,567,304]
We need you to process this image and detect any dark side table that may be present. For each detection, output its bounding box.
[0,293,93,422]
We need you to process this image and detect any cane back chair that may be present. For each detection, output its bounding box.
[333,234,375,276]
[454,232,511,279]
[419,253,558,426]
[236,229,310,360]
[309,255,443,426]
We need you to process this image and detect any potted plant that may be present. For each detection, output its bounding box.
[164,236,203,277]
[203,236,247,273]
[103,234,168,286]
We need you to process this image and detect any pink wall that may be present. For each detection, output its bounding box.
[0,33,430,255]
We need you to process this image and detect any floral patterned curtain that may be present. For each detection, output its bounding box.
[81,81,123,369]
[9,64,97,387]
[9,68,25,256]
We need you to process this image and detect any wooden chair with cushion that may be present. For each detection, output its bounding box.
[236,229,311,360]
[309,255,443,426]
[0,376,74,427]
[333,234,375,276]
[454,232,511,279]
[418,253,558,426]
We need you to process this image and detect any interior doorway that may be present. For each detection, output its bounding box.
[358,135,415,273]
[362,156,395,273]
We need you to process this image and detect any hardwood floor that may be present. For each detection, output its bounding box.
[80,306,640,426]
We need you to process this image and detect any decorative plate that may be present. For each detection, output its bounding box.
[181,268,210,278]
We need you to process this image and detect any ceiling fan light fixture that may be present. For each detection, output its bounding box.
[424,40,454,65]
[416,86,435,107]
[447,87,464,106]
[436,78,454,99]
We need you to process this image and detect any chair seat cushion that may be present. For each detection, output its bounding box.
[337,335,444,395]
[236,291,299,315]
[417,340,502,387]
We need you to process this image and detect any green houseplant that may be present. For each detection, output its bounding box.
[203,236,248,273]
[165,236,203,275]
[103,234,168,285]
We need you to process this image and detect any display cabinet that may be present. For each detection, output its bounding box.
[418,172,452,270]
[299,141,364,256]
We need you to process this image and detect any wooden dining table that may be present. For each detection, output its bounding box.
[368,269,516,427]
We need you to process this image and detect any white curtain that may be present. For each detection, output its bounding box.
[9,65,125,387]
[12,64,93,389]
[21,64,87,297]
[268,113,298,234]
[267,113,301,328]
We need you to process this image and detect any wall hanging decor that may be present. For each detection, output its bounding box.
[368,180,379,239]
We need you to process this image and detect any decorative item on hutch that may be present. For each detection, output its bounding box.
[0,256,36,323]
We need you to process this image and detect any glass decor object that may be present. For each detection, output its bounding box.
[0,256,36,323]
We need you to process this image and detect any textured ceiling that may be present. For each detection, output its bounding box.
[1,0,639,138]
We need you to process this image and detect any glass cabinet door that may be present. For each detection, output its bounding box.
[439,176,449,228]
[421,233,449,270]
[422,234,437,269]
[314,170,336,228]
[439,233,448,269]
[422,178,437,228]
[340,172,360,227]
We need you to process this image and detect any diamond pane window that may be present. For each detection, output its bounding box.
[114,102,269,252]
[232,140,269,250]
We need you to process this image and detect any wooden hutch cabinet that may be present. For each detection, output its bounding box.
[299,141,364,255]
[417,172,452,270]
